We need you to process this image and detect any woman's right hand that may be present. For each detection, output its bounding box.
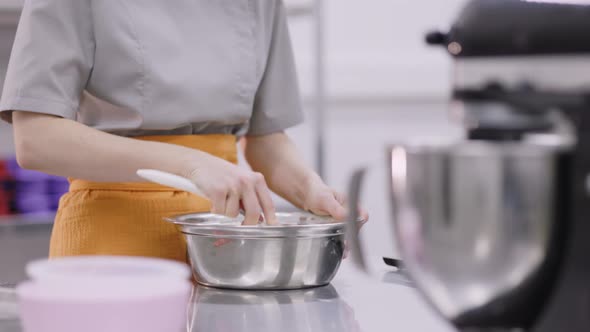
[11,112,276,225]
[183,154,277,225]
[11,113,276,227]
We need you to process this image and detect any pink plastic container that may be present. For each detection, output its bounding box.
[17,256,192,332]
[18,281,190,332]
[26,256,191,284]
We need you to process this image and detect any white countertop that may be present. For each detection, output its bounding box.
[326,260,454,332]
[0,257,455,332]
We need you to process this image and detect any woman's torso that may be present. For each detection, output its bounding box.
[83,0,277,136]
[1,0,302,136]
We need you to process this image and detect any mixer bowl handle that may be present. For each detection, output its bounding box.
[347,167,369,272]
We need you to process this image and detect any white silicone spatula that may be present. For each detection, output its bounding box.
[136,169,207,198]
[137,169,262,223]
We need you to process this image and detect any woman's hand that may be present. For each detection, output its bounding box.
[183,154,277,225]
[11,112,277,226]
[302,180,347,220]
[302,178,369,223]
[244,132,368,224]
[302,178,368,260]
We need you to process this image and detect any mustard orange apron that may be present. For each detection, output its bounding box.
[49,135,237,263]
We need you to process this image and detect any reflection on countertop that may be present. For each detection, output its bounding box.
[382,270,414,288]
[189,284,361,332]
[0,260,454,332]
[0,284,361,332]
[0,284,20,332]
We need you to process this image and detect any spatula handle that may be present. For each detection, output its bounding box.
[136,169,207,198]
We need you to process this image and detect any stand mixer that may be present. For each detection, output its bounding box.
[348,0,590,330]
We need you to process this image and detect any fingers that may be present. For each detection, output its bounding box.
[209,185,227,216]
[254,173,277,225]
[332,191,368,224]
[334,191,347,206]
[241,186,262,225]
[315,190,368,224]
[237,172,275,225]
[321,192,347,221]
[358,207,369,224]
[205,170,275,226]
[224,190,241,218]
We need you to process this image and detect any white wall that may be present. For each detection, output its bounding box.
[289,0,465,100]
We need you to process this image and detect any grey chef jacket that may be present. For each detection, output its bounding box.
[0,0,304,137]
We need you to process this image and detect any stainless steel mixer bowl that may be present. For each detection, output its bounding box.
[166,212,346,290]
[387,139,566,322]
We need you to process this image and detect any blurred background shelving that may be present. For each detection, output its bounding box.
[0,213,55,226]
[0,1,20,26]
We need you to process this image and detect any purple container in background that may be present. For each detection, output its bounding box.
[15,180,50,194]
[49,193,64,210]
[2,180,15,192]
[6,158,68,214]
[13,168,51,181]
[47,176,70,194]
[6,158,18,175]
[7,158,49,179]
[0,160,13,214]
[15,193,52,214]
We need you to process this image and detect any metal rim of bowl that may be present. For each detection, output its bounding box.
[165,212,348,238]
[388,137,572,158]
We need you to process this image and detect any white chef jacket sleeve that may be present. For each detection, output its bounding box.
[247,0,305,136]
[0,0,94,123]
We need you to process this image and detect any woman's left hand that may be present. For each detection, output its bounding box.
[303,181,369,224]
[243,132,368,224]
[303,181,368,260]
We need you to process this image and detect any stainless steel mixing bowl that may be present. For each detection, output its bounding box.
[387,140,565,323]
[166,212,346,290]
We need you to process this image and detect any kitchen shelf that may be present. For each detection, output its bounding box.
[0,0,22,11]
[286,2,315,17]
[0,10,19,27]
[0,0,21,26]
[0,213,55,227]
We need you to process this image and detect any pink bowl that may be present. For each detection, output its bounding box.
[17,279,191,332]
